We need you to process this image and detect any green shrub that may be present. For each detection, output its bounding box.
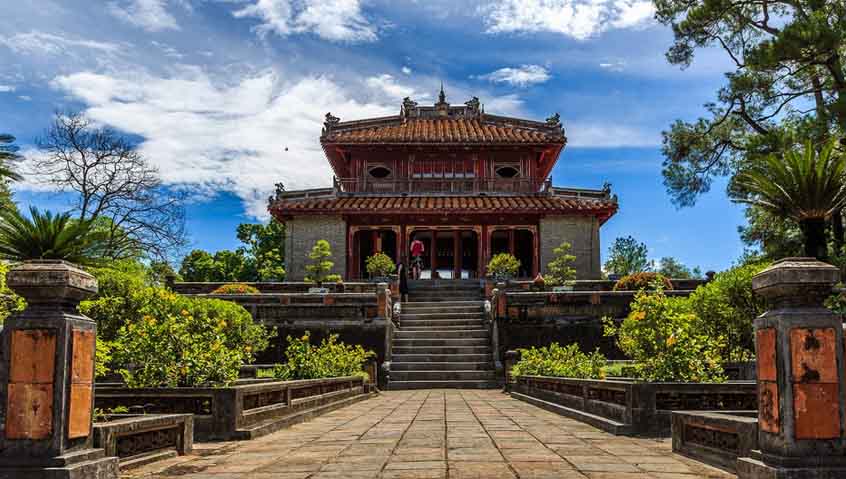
[95,338,112,379]
[487,253,520,280]
[108,288,274,387]
[83,261,152,340]
[512,343,606,379]
[545,242,577,287]
[365,252,396,278]
[274,331,374,380]
[211,283,260,295]
[687,262,768,361]
[613,272,673,291]
[604,286,725,382]
[0,261,24,324]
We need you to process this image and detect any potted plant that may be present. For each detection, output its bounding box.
[486,253,520,283]
[545,241,577,292]
[365,252,396,283]
[305,239,334,293]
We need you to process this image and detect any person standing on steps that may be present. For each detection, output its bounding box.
[410,237,425,280]
[397,262,409,302]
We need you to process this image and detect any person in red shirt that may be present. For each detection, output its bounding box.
[410,238,425,279]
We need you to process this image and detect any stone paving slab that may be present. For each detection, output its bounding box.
[123,390,735,479]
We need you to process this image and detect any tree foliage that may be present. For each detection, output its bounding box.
[0,134,23,182]
[733,140,846,259]
[657,256,702,279]
[511,343,606,379]
[273,331,374,380]
[604,236,652,276]
[33,113,186,261]
[0,261,25,324]
[486,253,521,280]
[656,0,846,207]
[365,252,396,278]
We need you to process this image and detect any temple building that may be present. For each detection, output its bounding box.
[270,89,618,281]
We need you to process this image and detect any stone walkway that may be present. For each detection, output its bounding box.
[127,390,734,479]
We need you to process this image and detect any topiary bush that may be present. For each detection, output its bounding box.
[274,331,375,380]
[210,283,261,295]
[487,253,521,280]
[604,286,725,382]
[545,242,577,287]
[365,252,396,278]
[613,272,673,291]
[512,343,606,379]
[103,288,274,387]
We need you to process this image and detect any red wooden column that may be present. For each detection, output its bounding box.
[371,230,379,255]
[347,227,356,280]
[480,225,488,277]
[399,225,407,266]
[453,230,461,280]
[532,229,540,277]
[508,229,515,256]
[429,230,437,279]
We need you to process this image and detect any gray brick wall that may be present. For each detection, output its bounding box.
[284,216,347,281]
[539,216,601,279]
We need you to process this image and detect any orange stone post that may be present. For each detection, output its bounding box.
[0,260,118,479]
[737,257,846,478]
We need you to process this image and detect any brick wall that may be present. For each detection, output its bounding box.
[284,216,347,281]
[539,216,601,279]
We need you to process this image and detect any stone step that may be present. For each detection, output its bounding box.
[402,300,485,308]
[392,345,492,355]
[390,370,496,381]
[394,329,489,339]
[393,338,489,347]
[400,319,485,327]
[387,380,499,390]
[400,305,483,314]
[400,324,486,331]
[408,293,482,300]
[392,353,492,363]
[391,361,493,371]
[400,312,485,320]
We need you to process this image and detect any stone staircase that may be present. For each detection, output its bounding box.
[387,280,498,389]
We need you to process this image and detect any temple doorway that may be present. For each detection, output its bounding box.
[409,229,479,279]
[354,229,398,279]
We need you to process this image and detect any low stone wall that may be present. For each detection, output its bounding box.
[169,281,382,295]
[671,411,758,473]
[488,278,708,293]
[95,376,368,441]
[94,414,193,469]
[511,375,757,436]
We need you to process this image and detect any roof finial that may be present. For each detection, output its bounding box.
[438,81,446,104]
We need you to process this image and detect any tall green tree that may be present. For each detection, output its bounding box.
[236,219,285,281]
[734,140,846,259]
[0,134,22,212]
[657,257,702,279]
[604,236,652,276]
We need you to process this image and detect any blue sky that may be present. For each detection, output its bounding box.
[1,0,747,271]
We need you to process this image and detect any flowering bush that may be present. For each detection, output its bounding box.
[365,252,396,278]
[487,253,521,280]
[274,331,374,380]
[604,286,725,382]
[210,283,261,295]
[107,288,274,387]
[0,261,24,324]
[613,272,673,291]
[512,342,606,379]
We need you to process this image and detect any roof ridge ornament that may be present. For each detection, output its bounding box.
[323,112,340,134]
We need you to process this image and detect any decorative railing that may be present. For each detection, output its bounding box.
[335,177,550,195]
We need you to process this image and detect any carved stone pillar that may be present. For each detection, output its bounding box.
[737,257,846,478]
[0,260,118,479]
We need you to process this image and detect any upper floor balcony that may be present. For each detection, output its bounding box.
[334,176,552,196]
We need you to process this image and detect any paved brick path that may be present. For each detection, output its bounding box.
[128,390,734,479]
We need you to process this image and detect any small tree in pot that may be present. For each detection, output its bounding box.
[545,241,577,290]
[305,239,334,288]
[365,252,395,282]
[487,253,521,282]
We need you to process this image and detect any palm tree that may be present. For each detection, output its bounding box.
[0,207,105,265]
[0,134,23,182]
[735,140,846,260]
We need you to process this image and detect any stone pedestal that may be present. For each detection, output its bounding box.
[0,261,118,479]
[738,257,846,479]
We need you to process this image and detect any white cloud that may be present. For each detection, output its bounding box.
[18,95,32,101]
[482,0,655,40]
[599,60,626,72]
[401,66,412,75]
[565,123,658,147]
[477,65,550,87]
[0,31,123,56]
[0,85,15,92]
[49,68,396,218]
[107,0,180,32]
[365,74,429,103]
[232,0,377,42]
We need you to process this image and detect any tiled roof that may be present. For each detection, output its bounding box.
[271,194,617,222]
[322,118,565,145]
